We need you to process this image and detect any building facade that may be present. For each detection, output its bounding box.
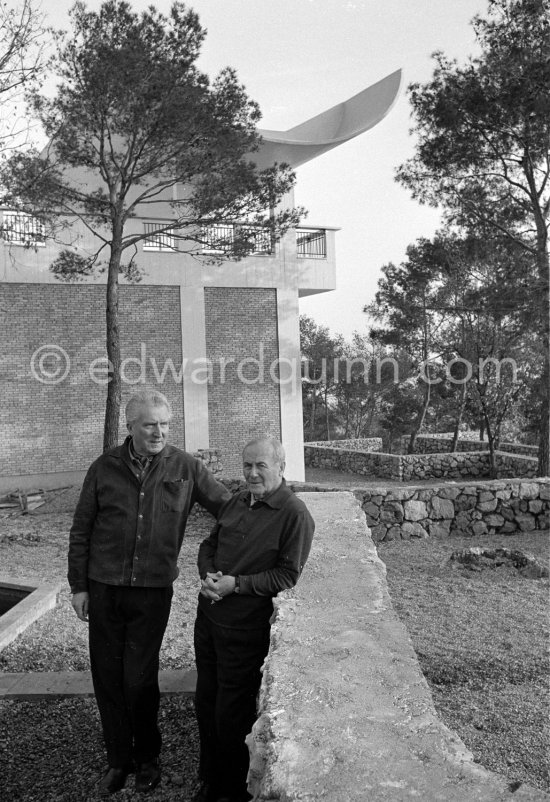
[0,71,401,488]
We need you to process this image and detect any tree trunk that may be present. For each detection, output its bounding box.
[408,378,431,454]
[103,238,123,452]
[478,419,485,441]
[484,413,497,479]
[324,387,331,440]
[309,387,317,440]
[536,246,549,476]
[450,382,467,452]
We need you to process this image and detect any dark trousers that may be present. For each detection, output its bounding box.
[193,608,270,799]
[88,579,173,768]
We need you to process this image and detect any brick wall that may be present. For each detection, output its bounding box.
[1,283,184,476]
[204,287,281,478]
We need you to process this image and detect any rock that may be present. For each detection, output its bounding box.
[409,522,428,538]
[403,500,427,521]
[477,498,498,513]
[438,486,461,500]
[471,520,488,536]
[456,494,476,511]
[384,525,402,541]
[362,502,381,523]
[484,514,505,528]
[430,496,455,519]
[515,513,536,532]
[380,501,404,523]
[370,524,386,542]
[429,520,451,538]
[519,482,540,500]
[528,500,544,514]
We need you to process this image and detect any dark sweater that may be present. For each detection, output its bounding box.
[197,480,315,628]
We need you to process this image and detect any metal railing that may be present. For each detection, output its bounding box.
[143,222,176,251]
[1,212,46,246]
[296,228,326,259]
[201,223,273,255]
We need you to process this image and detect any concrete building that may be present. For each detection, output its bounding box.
[0,71,401,489]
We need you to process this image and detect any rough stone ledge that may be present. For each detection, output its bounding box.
[247,492,549,801]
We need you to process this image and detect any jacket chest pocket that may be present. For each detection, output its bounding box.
[162,480,189,512]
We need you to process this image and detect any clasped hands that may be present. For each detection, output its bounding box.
[200,571,236,603]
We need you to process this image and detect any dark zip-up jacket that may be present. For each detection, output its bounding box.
[68,438,230,593]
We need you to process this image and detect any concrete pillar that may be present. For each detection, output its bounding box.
[180,285,209,450]
[276,287,305,481]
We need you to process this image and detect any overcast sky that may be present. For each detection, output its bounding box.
[42,0,489,339]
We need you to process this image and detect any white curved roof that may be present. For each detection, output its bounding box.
[254,69,402,169]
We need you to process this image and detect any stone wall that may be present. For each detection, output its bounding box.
[401,451,538,480]
[247,492,549,801]
[403,434,538,457]
[304,444,402,479]
[305,437,383,452]
[357,478,550,542]
[194,449,223,476]
[304,444,538,481]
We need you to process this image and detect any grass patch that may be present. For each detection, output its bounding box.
[377,531,549,794]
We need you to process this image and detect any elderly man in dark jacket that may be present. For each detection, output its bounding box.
[68,388,229,797]
[193,437,314,802]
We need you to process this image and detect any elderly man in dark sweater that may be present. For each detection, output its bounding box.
[68,389,230,797]
[193,437,315,802]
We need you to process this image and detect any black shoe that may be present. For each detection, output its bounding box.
[98,767,129,796]
[135,759,161,793]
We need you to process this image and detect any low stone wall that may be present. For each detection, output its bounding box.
[401,451,538,480]
[358,478,550,542]
[304,444,401,479]
[305,437,383,452]
[403,434,538,457]
[247,492,549,801]
[193,449,223,475]
[304,444,538,481]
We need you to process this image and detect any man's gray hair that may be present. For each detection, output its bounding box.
[125,389,172,424]
[243,437,286,467]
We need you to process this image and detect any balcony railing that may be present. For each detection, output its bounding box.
[201,223,273,255]
[1,211,46,247]
[143,222,177,251]
[296,228,326,259]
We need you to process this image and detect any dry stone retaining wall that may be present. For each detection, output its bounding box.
[304,444,401,479]
[304,444,538,481]
[357,478,550,542]
[403,434,538,457]
[305,437,383,451]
